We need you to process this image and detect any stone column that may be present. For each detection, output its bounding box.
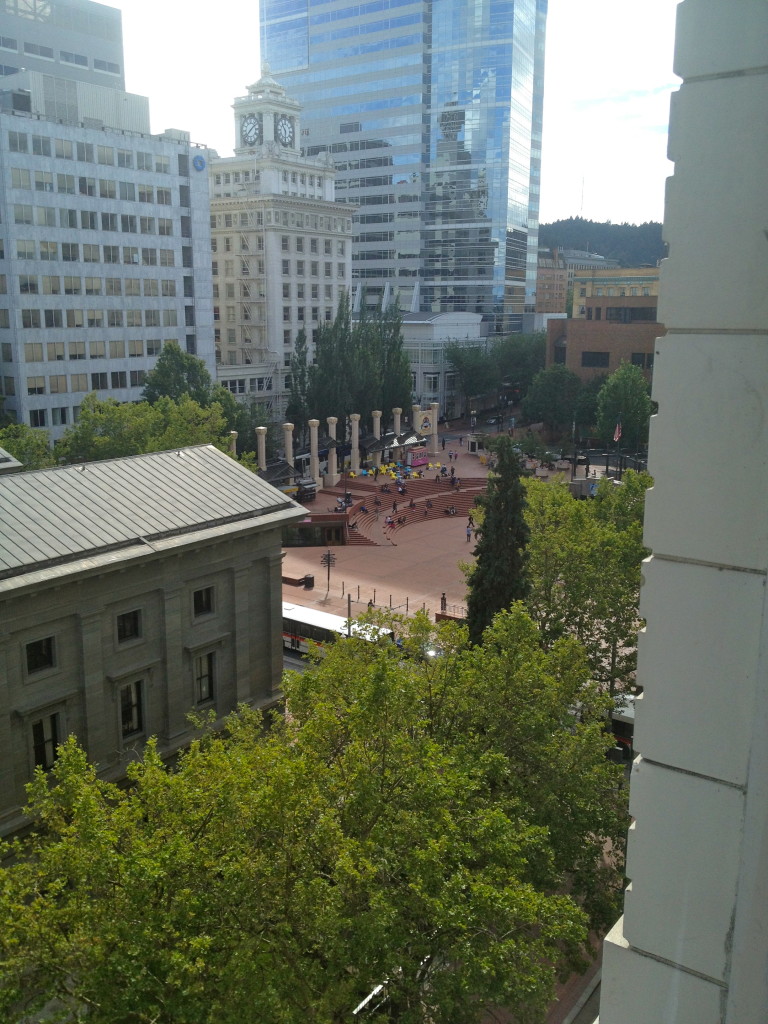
[282,422,294,468]
[412,404,421,433]
[430,401,440,456]
[229,430,238,458]
[326,416,339,486]
[308,418,320,485]
[392,407,402,436]
[372,409,382,468]
[255,426,267,471]
[350,413,361,474]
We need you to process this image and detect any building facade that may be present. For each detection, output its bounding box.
[0,0,125,91]
[0,445,304,838]
[546,317,660,384]
[400,310,485,420]
[260,0,547,335]
[599,2,768,1021]
[571,265,659,322]
[210,72,353,419]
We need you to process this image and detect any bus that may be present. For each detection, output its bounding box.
[282,601,391,655]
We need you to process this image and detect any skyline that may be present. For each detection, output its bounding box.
[118,0,680,226]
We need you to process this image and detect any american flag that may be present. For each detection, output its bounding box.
[613,420,622,443]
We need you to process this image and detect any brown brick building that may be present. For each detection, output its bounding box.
[546,318,664,383]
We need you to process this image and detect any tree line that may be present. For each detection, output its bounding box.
[539,217,665,267]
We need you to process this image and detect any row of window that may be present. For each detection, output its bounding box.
[12,240,178,265]
[0,39,119,75]
[16,275,178,297]
[220,377,274,395]
[281,283,336,301]
[20,308,181,329]
[280,235,344,256]
[25,368,147,395]
[8,133,172,173]
[13,203,174,237]
[5,338,163,365]
[281,259,347,278]
[212,259,264,277]
[11,167,176,205]
[282,306,334,324]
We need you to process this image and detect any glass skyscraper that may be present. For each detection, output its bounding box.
[261,0,547,335]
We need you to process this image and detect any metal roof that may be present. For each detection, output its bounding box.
[0,445,299,582]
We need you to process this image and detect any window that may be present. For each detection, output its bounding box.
[117,149,133,168]
[80,210,97,230]
[44,310,62,327]
[32,712,60,770]
[147,339,161,356]
[581,351,610,368]
[9,131,27,152]
[143,279,158,297]
[117,609,141,643]
[86,310,103,328]
[103,245,120,264]
[101,212,118,231]
[282,259,290,276]
[156,187,171,205]
[193,586,214,617]
[26,376,45,394]
[111,370,127,389]
[158,217,172,236]
[70,372,87,391]
[51,407,68,426]
[98,179,116,200]
[79,177,96,197]
[19,274,37,294]
[85,276,101,295]
[144,310,160,327]
[91,372,108,390]
[16,239,34,259]
[24,342,43,361]
[129,369,146,387]
[159,249,174,267]
[26,635,55,674]
[128,339,143,358]
[124,279,140,297]
[42,275,60,295]
[57,173,75,194]
[126,310,142,327]
[64,276,81,295]
[83,244,100,263]
[55,138,73,159]
[11,167,29,188]
[49,375,66,394]
[34,170,53,192]
[161,279,176,297]
[141,248,157,266]
[62,243,79,262]
[69,343,86,363]
[140,216,154,234]
[90,341,105,358]
[120,680,143,737]
[109,340,125,358]
[123,247,139,265]
[194,651,215,703]
[22,309,40,328]
[119,180,136,201]
[30,408,47,427]
[97,145,114,165]
[13,204,32,224]
[163,310,177,327]
[47,340,65,361]
[122,214,138,233]
[105,278,122,296]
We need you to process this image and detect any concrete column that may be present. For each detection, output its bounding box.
[430,401,440,456]
[412,403,421,432]
[327,416,339,487]
[308,418,320,485]
[392,407,402,436]
[282,422,294,468]
[350,413,361,474]
[372,409,382,468]
[255,426,267,471]
[599,5,768,1023]
[229,430,238,458]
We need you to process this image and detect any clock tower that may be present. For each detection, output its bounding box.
[233,64,300,155]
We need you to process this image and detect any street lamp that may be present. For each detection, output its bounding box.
[320,548,336,597]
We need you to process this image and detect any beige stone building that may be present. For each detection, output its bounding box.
[209,70,354,419]
[0,445,304,837]
[571,265,660,322]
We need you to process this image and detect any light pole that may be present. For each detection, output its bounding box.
[320,548,336,598]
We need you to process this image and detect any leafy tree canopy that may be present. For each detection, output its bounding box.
[490,333,546,399]
[0,609,626,1024]
[596,362,652,451]
[0,422,55,470]
[445,343,496,418]
[522,364,582,434]
[141,341,217,407]
[539,217,664,267]
[55,393,230,464]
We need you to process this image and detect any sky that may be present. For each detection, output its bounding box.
[117,0,680,226]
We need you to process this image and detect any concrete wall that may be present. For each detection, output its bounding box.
[0,526,285,837]
[599,2,768,1021]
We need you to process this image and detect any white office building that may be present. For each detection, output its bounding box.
[0,68,214,439]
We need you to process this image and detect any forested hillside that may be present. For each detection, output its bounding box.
[539,217,665,267]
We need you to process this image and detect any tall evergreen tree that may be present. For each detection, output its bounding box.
[466,435,530,645]
[285,329,311,447]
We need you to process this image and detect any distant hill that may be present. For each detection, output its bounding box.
[539,217,665,268]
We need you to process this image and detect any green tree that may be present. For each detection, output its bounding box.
[522,364,582,435]
[56,394,230,463]
[445,343,496,419]
[466,435,530,644]
[573,373,607,438]
[524,473,650,695]
[0,609,625,1024]
[142,341,217,406]
[491,332,546,400]
[596,361,652,451]
[375,303,412,432]
[0,423,55,469]
[285,328,311,446]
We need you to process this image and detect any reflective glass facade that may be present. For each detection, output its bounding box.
[261,0,547,334]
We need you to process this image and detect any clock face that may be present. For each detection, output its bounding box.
[241,113,260,147]
[276,114,294,147]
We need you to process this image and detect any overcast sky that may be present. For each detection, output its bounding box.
[118,0,680,226]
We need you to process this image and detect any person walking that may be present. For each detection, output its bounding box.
[440,592,447,612]
[466,524,472,542]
